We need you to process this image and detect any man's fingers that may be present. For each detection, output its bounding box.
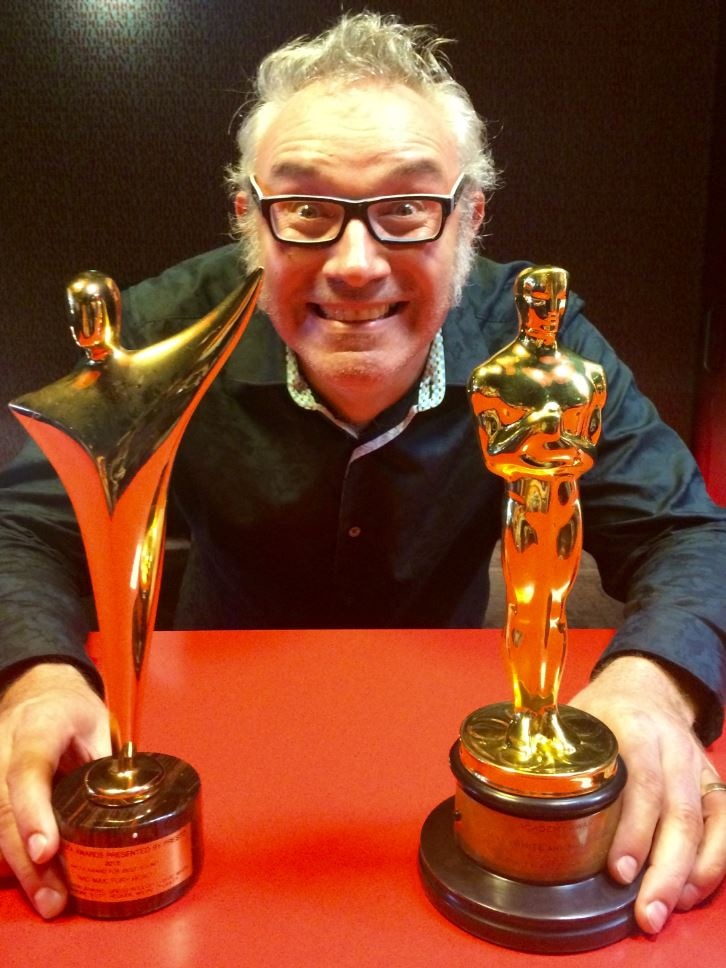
[5,723,66,858]
[0,663,110,917]
[5,841,67,918]
[570,656,726,935]
[634,805,702,933]
[612,731,706,934]
[608,750,664,883]
[0,777,68,918]
[0,733,66,917]
[677,782,726,910]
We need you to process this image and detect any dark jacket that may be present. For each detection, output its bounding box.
[1,247,724,742]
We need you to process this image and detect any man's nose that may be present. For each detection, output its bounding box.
[322,218,391,287]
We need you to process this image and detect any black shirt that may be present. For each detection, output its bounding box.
[1,247,724,742]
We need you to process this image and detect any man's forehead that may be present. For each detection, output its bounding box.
[253,80,460,184]
[267,157,449,183]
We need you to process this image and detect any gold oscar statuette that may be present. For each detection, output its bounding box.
[418,266,640,953]
[9,267,263,918]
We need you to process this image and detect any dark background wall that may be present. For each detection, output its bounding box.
[1,0,722,469]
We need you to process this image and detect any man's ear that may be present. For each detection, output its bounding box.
[234,191,248,219]
[470,191,485,236]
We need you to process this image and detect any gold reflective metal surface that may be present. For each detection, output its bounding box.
[84,751,166,807]
[9,268,263,799]
[420,266,636,946]
[467,266,612,789]
[459,703,618,796]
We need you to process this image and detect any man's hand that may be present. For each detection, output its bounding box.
[0,662,109,917]
[571,655,726,935]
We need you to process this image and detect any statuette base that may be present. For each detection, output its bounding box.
[419,798,640,954]
[52,752,202,919]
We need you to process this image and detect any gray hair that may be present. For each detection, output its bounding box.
[227,12,498,273]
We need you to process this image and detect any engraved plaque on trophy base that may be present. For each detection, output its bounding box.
[52,752,202,919]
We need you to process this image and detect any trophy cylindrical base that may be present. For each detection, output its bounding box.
[52,752,202,919]
[419,797,641,954]
[451,739,625,883]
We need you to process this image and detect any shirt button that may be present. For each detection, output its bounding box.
[348,526,362,538]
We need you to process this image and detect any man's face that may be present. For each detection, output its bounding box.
[239,81,483,421]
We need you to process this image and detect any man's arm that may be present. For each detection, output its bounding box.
[558,305,726,934]
[0,435,109,914]
[0,662,109,917]
[571,656,726,934]
[0,437,101,687]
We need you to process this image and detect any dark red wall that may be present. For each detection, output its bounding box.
[1,0,722,471]
[693,1,726,505]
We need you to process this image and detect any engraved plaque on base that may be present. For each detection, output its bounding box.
[418,267,640,952]
[10,267,262,918]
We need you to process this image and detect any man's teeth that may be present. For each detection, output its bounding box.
[318,303,397,322]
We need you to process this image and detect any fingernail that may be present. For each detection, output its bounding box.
[616,854,638,883]
[645,899,669,934]
[27,833,47,864]
[33,886,65,919]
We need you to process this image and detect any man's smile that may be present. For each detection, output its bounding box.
[312,302,405,322]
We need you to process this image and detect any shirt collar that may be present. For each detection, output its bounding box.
[285,330,446,438]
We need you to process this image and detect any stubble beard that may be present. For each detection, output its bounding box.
[253,231,474,407]
[247,222,475,323]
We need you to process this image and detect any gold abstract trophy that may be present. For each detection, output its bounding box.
[9,268,262,918]
[419,266,640,953]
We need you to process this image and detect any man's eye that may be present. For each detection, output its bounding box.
[294,203,325,219]
[385,200,423,218]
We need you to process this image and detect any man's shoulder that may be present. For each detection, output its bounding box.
[443,256,592,384]
[121,245,245,344]
[467,254,526,293]
[442,256,527,381]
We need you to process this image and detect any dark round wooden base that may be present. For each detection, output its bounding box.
[418,798,641,954]
[52,752,202,919]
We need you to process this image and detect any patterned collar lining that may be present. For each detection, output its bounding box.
[285,330,446,440]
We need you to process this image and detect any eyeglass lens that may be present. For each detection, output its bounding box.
[269,197,445,243]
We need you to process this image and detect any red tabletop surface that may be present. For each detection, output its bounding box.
[1,628,724,967]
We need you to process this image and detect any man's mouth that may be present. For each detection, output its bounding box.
[314,302,404,322]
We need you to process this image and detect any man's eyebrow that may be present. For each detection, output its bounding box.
[388,160,447,179]
[268,159,448,181]
[268,162,319,179]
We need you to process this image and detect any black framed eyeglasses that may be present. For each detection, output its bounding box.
[248,173,467,246]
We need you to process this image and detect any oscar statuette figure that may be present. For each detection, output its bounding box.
[418,266,641,952]
[9,267,262,917]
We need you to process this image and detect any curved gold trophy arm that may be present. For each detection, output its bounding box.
[10,268,263,778]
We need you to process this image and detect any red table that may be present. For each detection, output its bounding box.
[1,629,724,967]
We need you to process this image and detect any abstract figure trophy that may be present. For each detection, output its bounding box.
[9,267,263,917]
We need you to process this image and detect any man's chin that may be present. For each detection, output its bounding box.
[305,353,393,387]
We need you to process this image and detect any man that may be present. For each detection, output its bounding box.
[0,12,724,935]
